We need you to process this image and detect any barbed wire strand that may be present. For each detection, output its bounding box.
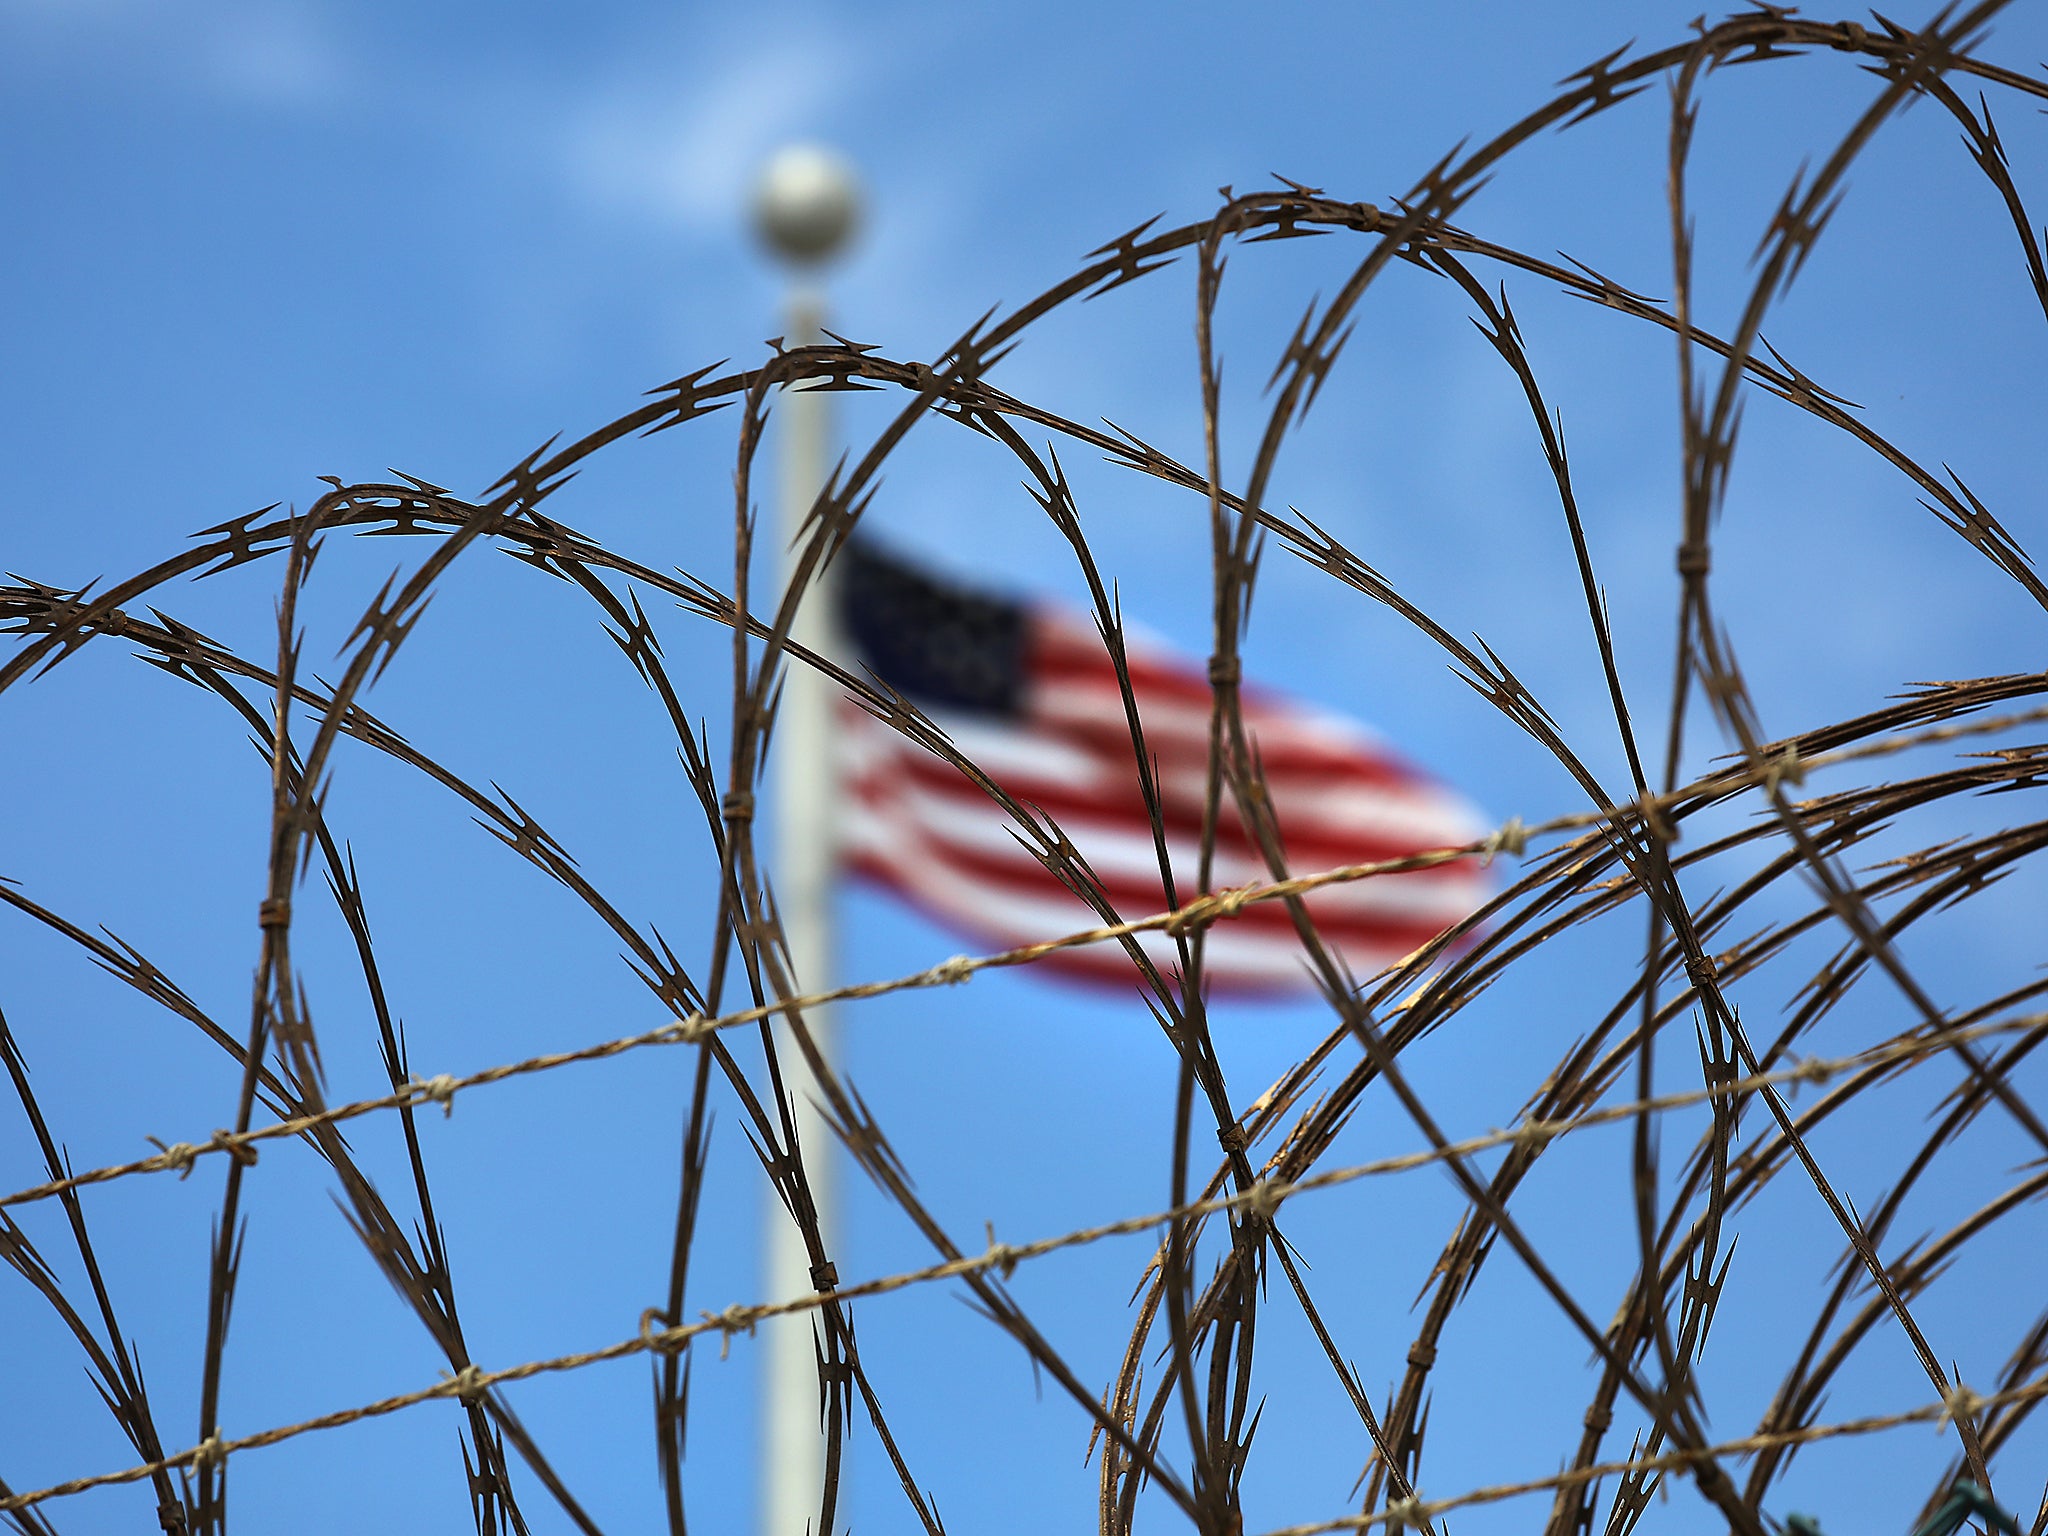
[0,1288,2029,1525]
[8,695,2043,1219]
[6,21,2048,1523]
[1,1004,2040,1522]
[1243,1382,2025,1536]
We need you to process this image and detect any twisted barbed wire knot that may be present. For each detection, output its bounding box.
[1168,884,1256,936]
[1482,816,1527,865]
[1638,793,1677,844]
[924,955,976,987]
[1793,1055,1835,1088]
[438,1364,486,1403]
[1761,745,1805,793]
[214,1129,259,1169]
[148,1130,257,1179]
[702,1303,761,1360]
[1941,1382,1984,1426]
[409,1074,459,1118]
[146,1136,202,1179]
[982,1240,1021,1281]
[188,1434,226,1474]
[1243,1177,1291,1224]
[1383,1492,1429,1531]
[640,1306,686,1355]
[668,1012,714,1046]
[257,897,291,929]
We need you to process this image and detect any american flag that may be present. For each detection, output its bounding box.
[835,541,1490,991]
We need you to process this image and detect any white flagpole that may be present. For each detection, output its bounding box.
[752,143,861,1536]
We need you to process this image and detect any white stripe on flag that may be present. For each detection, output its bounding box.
[844,801,1352,989]
[834,601,1490,992]
[846,744,1484,926]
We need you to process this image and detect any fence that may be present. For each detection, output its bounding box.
[4,7,2047,1534]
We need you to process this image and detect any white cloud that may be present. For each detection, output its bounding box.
[203,2,343,107]
[560,21,856,234]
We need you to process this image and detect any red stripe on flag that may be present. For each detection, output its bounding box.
[837,603,1489,993]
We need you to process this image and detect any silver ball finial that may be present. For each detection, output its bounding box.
[753,143,861,267]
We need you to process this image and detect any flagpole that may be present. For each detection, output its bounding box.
[753,142,861,1536]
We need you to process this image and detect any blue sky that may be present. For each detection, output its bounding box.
[5,3,2048,1534]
